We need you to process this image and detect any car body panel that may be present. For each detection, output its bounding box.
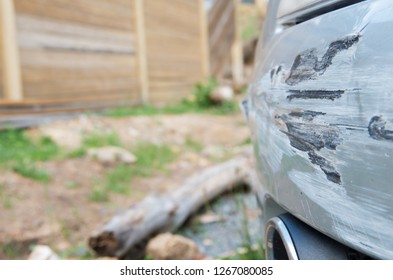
[247,0,393,259]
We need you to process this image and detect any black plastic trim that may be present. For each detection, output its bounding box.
[279,0,366,26]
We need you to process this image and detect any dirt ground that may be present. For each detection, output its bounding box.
[0,112,250,259]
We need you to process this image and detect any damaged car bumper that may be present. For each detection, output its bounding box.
[246,0,393,259]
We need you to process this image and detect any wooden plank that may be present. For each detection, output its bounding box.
[231,0,244,85]
[135,0,149,104]
[209,0,234,51]
[0,8,3,99]
[14,0,135,32]
[208,0,227,31]
[199,0,210,78]
[143,0,203,104]
[208,0,236,76]
[0,99,140,116]
[1,0,23,101]
[16,14,136,54]
[0,93,140,106]
[211,25,235,75]
[14,0,139,105]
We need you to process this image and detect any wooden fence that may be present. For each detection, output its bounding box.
[0,0,242,118]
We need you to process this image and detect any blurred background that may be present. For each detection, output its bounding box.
[0,0,266,260]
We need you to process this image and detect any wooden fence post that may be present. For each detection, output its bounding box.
[198,0,211,79]
[0,0,23,101]
[135,0,149,104]
[231,0,244,87]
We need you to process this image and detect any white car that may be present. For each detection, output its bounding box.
[245,0,393,259]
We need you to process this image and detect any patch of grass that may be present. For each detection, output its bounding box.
[192,78,219,108]
[105,101,238,118]
[0,129,58,181]
[67,131,121,159]
[104,105,193,117]
[2,196,13,209]
[184,138,203,153]
[222,243,265,260]
[60,244,95,260]
[105,78,238,118]
[134,143,177,171]
[0,130,59,164]
[13,164,51,183]
[105,165,134,195]
[89,185,109,202]
[242,13,259,42]
[0,185,13,209]
[1,243,18,259]
[240,137,252,146]
[82,131,121,148]
[89,143,177,202]
[59,221,71,240]
[236,196,265,260]
[65,181,79,190]
[67,148,86,159]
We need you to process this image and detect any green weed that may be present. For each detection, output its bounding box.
[105,101,238,118]
[2,196,13,209]
[242,14,259,41]
[184,138,203,153]
[65,181,79,189]
[104,105,192,117]
[82,131,121,148]
[13,164,51,183]
[89,143,177,202]
[1,243,18,259]
[0,185,13,209]
[0,130,59,164]
[67,131,121,159]
[89,185,109,202]
[105,165,133,195]
[59,244,95,260]
[0,129,58,181]
[192,78,219,108]
[105,79,238,118]
[240,137,252,146]
[236,195,265,260]
[66,148,86,159]
[59,221,71,240]
[133,143,177,171]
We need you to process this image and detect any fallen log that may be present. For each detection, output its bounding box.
[88,152,254,258]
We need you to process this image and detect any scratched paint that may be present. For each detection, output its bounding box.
[247,0,393,259]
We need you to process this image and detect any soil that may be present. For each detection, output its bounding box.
[0,113,251,259]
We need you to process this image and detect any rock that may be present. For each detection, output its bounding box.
[202,146,226,159]
[182,152,210,167]
[28,245,59,260]
[146,233,201,260]
[210,86,234,104]
[195,213,225,224]
[87,146,137,165]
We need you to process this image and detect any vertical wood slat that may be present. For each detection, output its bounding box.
[135,0,149,104]
[0,0,23,101]
[198,0,210,78]
[231,0,244,85]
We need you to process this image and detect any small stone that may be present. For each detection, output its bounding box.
[28,245,59,260]
[202,146,226,159]
[210,86,234,104]
[87,146,137,165]
[195,213,225,224]
[183,152,210,166]
[202,239,213,246]
[146,233,201,260]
